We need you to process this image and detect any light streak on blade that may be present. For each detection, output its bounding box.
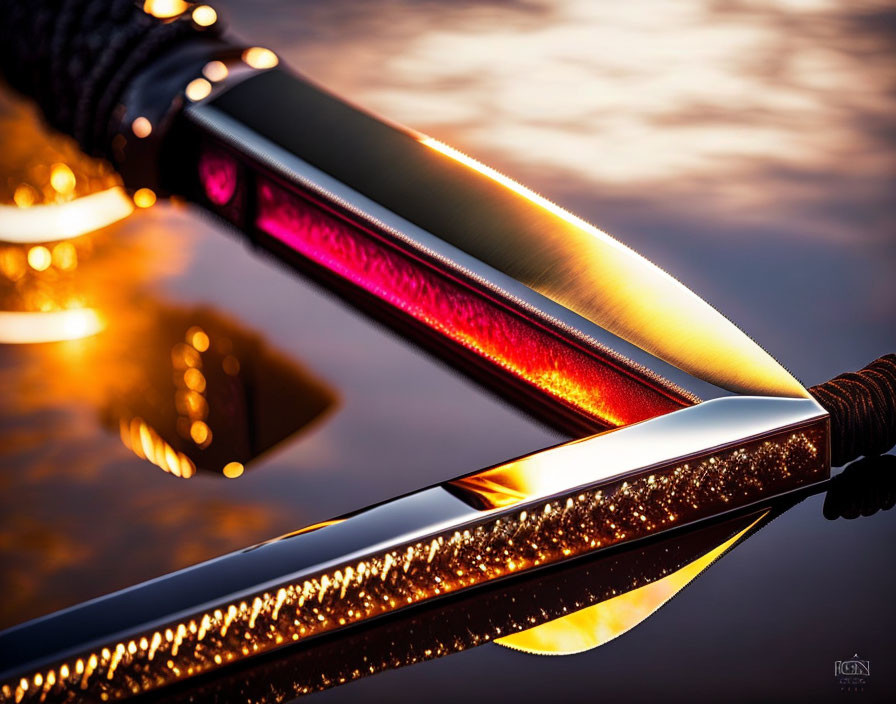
[495,512,767,655]
[420,137,808,399]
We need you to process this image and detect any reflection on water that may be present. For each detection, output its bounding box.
[105,304,336,478]
[0,94,339,630]
[0,100,132,344]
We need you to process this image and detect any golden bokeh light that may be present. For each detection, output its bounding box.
[183,367,207,393]
[0,248,26,281]
[222,462,244,479]
[192,5,217,27]
[190,420,211,446]
[143,0,188,18]
[186,326,210,351]
[49,163,76,195]
[202,60,229,83]
[51,242,78,271]
[26,245,51,271]
[120,418,196,478]
[185,78,212,102]
[172,343,202,370]
[131,117,153,139]
[176,389,207,417]
[242,47,279,70]
[133,188,156,208]
[13,183,37,208]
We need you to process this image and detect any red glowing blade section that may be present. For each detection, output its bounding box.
[249,174,691,429]
[198,149,239,206]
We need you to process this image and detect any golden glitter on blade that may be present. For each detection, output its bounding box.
[496,512,767,655]
[419,138,808,399]
[0,398,828,703]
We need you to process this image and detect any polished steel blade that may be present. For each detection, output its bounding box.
[0,397,828,702]
[185,68,807,399]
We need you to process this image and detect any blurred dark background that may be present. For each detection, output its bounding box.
[1,0,894,701]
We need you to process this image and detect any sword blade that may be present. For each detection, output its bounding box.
[0,396,828,701]
[178,68,806,400]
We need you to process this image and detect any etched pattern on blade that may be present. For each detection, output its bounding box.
[1,425,826,703]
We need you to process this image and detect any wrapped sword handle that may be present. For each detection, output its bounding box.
[810,353,896,466]
[0,0,234,191]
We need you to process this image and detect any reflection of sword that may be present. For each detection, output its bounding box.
[0,3,893,702]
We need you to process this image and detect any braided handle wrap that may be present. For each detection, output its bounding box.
[0,0,221,160]
[809,354,896,467]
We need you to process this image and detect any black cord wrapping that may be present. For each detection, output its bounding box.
[0,0,221,159]
[809,353,896,467]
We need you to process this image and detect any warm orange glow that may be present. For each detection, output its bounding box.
[242,47,279,70]
[185,77,213,102]
[419,137,602,238]
[13,183,37,208]
[131,117,153,139]
[497,514,765,654]
[222,462,244,479]
[133,188,157,208]
[0,247,26,280]
[0,308,104,344]
[186,326,210,351]
[51,242,78,271]
[120,417,196,478]
[255,177,691,428]
[190,420,211,445]
[143,0,188,18]
[26,245,51,271]
[177,390,208,418]
[172,342,202,370]
[202,60,229,83]
[183,367,206,392]
[191,5,217,27]
[418,136,808,399]
[49,163,76,195]
[0,187,134,243]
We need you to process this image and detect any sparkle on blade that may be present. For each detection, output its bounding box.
[1,426,826,703]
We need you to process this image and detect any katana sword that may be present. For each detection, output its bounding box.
[0,3,893,703]
[82,454,896,703]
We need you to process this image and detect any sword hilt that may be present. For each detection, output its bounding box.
[809,353,896,467]
[0,0,232,191]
